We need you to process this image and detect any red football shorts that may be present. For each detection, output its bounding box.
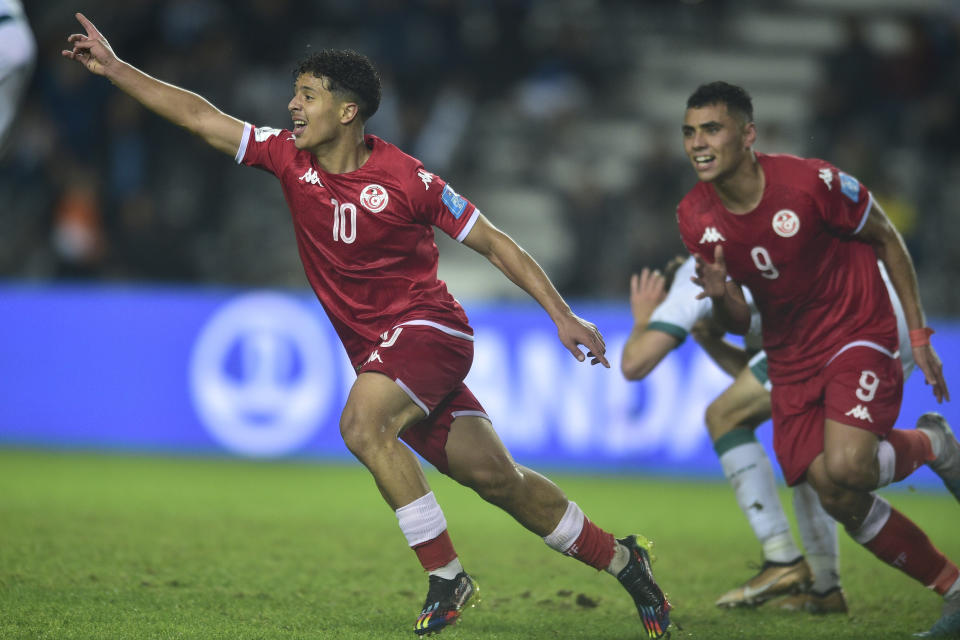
[771,345,903,486]
[357,323,488,475]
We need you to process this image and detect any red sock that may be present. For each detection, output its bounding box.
[863,507,957,593]
[412,530,457,571]
[886,429,935,481]
[565,517,616,571]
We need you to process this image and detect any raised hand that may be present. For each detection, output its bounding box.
[557,313,610,368]
[693,244,728,300]
[61,13,118,76]
[629,268,667,324]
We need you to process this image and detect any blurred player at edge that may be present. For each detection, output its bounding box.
[62,13,671,639]
[0,0,36,156]
[624,255,914,614]
[676,81,959,638]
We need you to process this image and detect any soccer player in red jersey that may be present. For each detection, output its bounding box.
[675,81,960,637]
[62,13,671,638]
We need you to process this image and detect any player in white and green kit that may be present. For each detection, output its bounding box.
[622,255,913,613]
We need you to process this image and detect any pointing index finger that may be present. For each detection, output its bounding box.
[75,12,101,39]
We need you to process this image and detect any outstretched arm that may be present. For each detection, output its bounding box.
[690,318,752,378]
[621,268,678,380]
[62,13,244,156]
[858,203,949,403]
[462,214,609,367]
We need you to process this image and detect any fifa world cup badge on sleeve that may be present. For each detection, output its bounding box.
[441,184,467,219]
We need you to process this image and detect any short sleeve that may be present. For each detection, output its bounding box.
[235,123,298,176]
[808,159,872,236]
[648,257,711,342]
[408,166,480,242]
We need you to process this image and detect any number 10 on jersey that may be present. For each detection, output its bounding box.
[332,198,357,244]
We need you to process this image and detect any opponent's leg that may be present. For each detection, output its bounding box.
[777,482,847,614]
[707,365,809,607]
[444,414,671,638]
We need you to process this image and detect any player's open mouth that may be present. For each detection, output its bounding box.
[693,155,715,169]
[292,120,307,136]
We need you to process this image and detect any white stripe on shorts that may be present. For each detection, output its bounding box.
[397,319,474,341]
[825,340,898,368]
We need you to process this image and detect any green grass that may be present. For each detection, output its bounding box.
[0,449,957,639]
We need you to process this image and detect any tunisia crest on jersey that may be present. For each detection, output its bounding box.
[772,209,800,238]
[360,184,389,213]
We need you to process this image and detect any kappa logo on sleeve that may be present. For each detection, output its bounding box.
[441,184,467,219]
[254,126,282,142]
[818,168,833,190]
[417,169,434,191]
[838,172,861,202]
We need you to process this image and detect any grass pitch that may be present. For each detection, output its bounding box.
[0,449,957,639]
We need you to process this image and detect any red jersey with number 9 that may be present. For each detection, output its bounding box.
[236,124,478,367]
[676,152,898,384]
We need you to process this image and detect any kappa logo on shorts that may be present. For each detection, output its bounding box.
[360,184,389,213]
[844,404,874,423]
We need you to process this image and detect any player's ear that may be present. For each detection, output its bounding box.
[340,102,360,125]
[743,121,757,149]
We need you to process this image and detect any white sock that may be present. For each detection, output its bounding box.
[429,556,464,580]
[395,491,447,547]
[792,482,840,593]
[718,439,801,563]
[918,426,944,459]
[543,501,584,554]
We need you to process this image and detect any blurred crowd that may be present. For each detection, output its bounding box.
[2,0,960,314]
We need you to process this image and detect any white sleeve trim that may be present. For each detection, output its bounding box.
[234,122,252,164]
[455,207,481,242]
[853,192,874,234]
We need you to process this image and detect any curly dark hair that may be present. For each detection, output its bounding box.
[293,49,382,122]
[686,81,754,124]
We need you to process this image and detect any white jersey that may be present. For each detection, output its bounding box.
[648,256,763,350]
[0,0,35,155]
[647,256,914,380]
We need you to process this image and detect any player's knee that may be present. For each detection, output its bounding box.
[704,398,734,440]
[339,407,394,458]
[823,447,876,491]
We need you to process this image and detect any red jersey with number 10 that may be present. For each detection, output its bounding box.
[236,124,478,367]
[676,153,898,384]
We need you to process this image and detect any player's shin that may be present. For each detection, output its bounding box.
[847,494,958,593]
[715,428,801,563]
[792,482,840,594]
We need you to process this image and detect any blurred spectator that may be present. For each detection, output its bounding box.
[0,0,36,156]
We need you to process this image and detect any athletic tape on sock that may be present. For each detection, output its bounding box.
[847,494,892,545]
[876,441,895,488]
[543,501,585,553]
[396,491,448,547]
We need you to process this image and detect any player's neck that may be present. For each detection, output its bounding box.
[312,129,372,174]
[712,152,764,214]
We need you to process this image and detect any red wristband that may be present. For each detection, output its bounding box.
[910,327,934,348]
